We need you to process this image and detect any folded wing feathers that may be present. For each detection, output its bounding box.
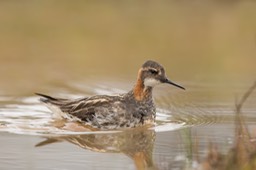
[69,98,109,112]
[37,93,118,120]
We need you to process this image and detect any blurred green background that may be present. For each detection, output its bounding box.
[0,1,256,94]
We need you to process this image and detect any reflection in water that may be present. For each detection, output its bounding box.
[36,128,156,170]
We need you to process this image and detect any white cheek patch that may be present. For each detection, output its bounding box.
[144,78,161,87]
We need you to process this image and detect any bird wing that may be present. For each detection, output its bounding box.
[61,96,112,122]
[36,93,117,122]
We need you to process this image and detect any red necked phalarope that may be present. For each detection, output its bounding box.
[36,60,185,130]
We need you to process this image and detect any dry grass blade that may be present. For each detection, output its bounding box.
[235,81,256,144]
[228,81,256,170]
[235,81,256,113]
[199,81,256,170]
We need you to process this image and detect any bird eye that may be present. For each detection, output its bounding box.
[149,69,158,75]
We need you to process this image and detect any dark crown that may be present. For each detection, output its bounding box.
[142,60,163,69]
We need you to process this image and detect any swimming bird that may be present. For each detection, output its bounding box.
[36,60,185,130]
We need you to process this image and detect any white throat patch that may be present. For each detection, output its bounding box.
[144,78,161,87]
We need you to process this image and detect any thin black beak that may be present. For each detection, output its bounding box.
[164,79,185,90]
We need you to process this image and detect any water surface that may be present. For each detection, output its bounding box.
[1,80,256,170]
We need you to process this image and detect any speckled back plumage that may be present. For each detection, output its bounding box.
[36,91,155,130]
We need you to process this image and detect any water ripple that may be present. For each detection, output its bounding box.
[1,82,248,136]
[0,94,188,136]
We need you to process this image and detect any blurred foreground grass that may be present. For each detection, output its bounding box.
[192,82,256,170]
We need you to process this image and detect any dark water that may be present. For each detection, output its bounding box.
[1,1,256,170]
